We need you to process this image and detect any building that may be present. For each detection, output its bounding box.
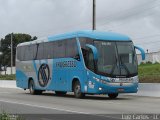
[137,51,160,65]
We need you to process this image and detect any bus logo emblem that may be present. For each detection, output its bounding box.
[38,64,50,87]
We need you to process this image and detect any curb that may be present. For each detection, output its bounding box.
[0,80,17,89]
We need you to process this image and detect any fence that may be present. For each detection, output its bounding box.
[137,51,160,64]
[0,67,16,75]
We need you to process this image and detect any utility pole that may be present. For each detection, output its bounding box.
[93,0,96,30]
[11,33,13,75]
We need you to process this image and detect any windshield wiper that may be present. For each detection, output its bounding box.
[119,56,130,76]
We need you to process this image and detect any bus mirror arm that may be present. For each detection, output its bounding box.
[85,44,98,60]
[134,46,145,60]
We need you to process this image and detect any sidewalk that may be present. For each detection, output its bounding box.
[127,83,160,97]
[0,80,17,88]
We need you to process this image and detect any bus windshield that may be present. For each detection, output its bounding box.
[94,41,137,77]
[80,38,138,78]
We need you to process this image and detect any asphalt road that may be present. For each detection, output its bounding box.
[0,87,160,120]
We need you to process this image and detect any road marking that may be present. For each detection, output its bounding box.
[0,99,122,120]
[0,99,90,114]
[0,99,121,119]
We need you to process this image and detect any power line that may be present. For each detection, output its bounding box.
[101,10,160,31]
[28,1,159,39]
[98,0,160,29]
[98,0,158,22]
[133,34,160,40]
[136,40,160,45]
[30,1,158,38]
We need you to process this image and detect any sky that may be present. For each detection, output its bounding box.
[0,0,160,52]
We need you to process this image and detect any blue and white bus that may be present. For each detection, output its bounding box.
[16,30,145,98]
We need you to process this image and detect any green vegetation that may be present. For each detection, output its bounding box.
[0,33,37,67]
[139,63,160,83]
[0,74,16,80]
[0,111,24,120]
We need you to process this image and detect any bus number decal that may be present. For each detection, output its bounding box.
[56,61,76,68]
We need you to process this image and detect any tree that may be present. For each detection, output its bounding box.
[0,33,37,66]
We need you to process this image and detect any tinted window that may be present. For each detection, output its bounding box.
[36,43,44,60]
[24,45,32,60]
[85,49,95,72]
[32,44,37,60]
[66,39,78,58]
[17,38,79,61]
[17,46,21,60]
[79,38,94,49]
[53,40,65,58]
[94,41,117,74]
[43,42,54,59]
[20,46,26,61]
[17,44,37,61]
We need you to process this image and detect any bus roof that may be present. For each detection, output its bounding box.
[48,30,131,41]
[18,30,131,46]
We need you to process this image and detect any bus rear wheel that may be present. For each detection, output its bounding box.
[73,81,85,98]
[55,91,67,96]
[29,80,42,95]
[108,93,118,99]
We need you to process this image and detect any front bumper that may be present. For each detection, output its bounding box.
[86,82,138,94]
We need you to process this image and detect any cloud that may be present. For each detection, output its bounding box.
[96,0,160,52]
[0,0,91,37]
[0,0,160,52]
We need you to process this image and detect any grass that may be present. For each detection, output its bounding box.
[138,63,160,83]
[0,111,24,120]
[0,74,16,80]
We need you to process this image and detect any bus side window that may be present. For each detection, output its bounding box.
[43,42,54,59]
[66,39,79,59]
[36,43,44,60]
[17,46,21,60]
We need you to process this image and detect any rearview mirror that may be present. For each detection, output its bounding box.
[134,46,145,60]
[85,44,98,61]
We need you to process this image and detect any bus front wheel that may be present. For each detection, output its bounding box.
[108,93,118,99]
[73,81,85,98]
[29,80,42,95]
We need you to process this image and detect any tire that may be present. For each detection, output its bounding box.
[73,81,85,98]
[108,93,118,99]
[55,91,67,96]
[29,80,42,95]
